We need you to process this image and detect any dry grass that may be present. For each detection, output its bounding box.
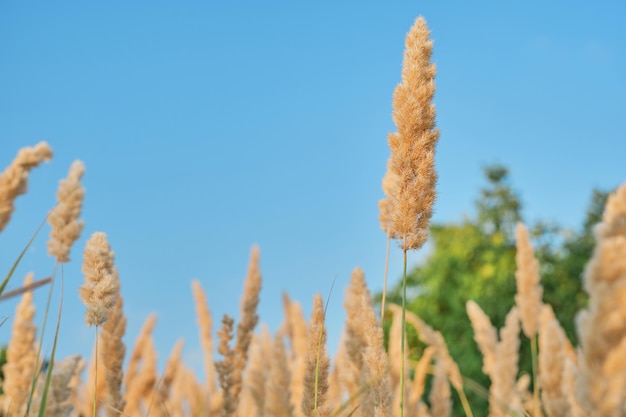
[1,13,626,417]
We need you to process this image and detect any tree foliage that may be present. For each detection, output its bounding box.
[382,164,608,416]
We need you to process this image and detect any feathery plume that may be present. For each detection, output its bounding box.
[401,307,463,392]
[79,232,117,326]
[562,358,585,417]
[576,182,626,416]
[216,314,237,417]
[490,307,521,417]
[283,293,309,417]
[153,339,185,417]
[302,294,330,417]
[125,314,158,389]
[245,327,272,416]
[2,273,39,416]
[408,347,435,408]
[232,245,262,410]
[80,341,106,417]
[43,355,82,417]
[538,306,569,417]
[386,16,439,251]
[100,271,127,417]
[388,304,408,390]
[266,334,293,417]
[191,279,217,398]
[514,223,543,338]
[342,267,371,396]
[47,160,85,263]
[361,295,393,417]
[379,162,398,237]
[429,358,451,417]
[466,300,498,376]
[123,335,158,417]
[68,358,86,417]
[0,141,52,232]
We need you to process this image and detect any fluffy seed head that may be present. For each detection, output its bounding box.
[0,141,53,232]
[48,160,86,263]
[385,16,439,251]
[79,232,117,326]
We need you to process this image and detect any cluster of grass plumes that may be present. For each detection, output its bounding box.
[4,195,626,417]
[2,13,626,417]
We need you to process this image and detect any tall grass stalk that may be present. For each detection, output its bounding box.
[92,327,99,417]
[313,282,334,417]
[400,238,407,417]
[381,230,391,321]
[530,335,539,416]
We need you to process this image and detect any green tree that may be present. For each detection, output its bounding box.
[382,164,606,416]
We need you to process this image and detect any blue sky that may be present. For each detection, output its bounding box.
[1,2,625,373]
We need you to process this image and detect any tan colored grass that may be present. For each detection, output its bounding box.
[538,305,568,417]
[282,293,308,417]
[2,273,39,416]
[466,300,498,377]
[302,293,330,417]
[78,232,117,327]
[41,355,82,417]
[360,293,392,417]
[408,346,435,410]
[125,314,158,389]
[47,160,85,263]
[342,267,371,397]
[266,334,293,417]
[191,279,217,399]
[244,326,272,416]
[152,339,185,417]
[79,341,106,417]
[562,358,584,417]
[387,305,408,417]
[231,245,262,412]
[514,223,543,339]
[170,363,206,417]
[429,358,451,417]
[386,16,438,251]
[0,141,52,233]
[216,314,237,417]
[576,181,626,416]
[100,268,126,417]
[123,333,158,417]
[378,163,398,320]
[490,307,521,417]
[378,161,398,239]
[401,307,462,392]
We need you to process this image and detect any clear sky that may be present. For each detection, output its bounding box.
[1,2,625,373]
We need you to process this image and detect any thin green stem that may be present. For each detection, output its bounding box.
[37,268,64,417]
[27,262,58,417]
[93,326,99,417]
[314,286,334,417]
[0,212,49,296]
[530,334,540,417]
[457,388,474,417]
[381,229,391,321]
[400,237,407,417]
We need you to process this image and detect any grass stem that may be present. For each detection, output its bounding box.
[381,229,391,321]
[531,334,539,417]
[93,325,99,417]
[400,236,407,417]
